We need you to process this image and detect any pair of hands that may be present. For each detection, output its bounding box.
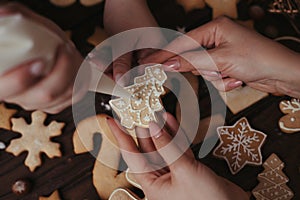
[108,113,249,200]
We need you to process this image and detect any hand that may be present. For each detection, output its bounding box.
[140,16,300,98]
[88,0,166,86]
[0,3,88,113]
[107,113,249,200]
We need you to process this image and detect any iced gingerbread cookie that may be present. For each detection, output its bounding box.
[109,169,146,200]
[213,117,267,174]
[279,98,300,134]
[252,153,294,200]
[109,65,167,129]
[6,111,65,172]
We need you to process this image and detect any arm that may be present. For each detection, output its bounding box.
[141,16,300,98]
[104,0,158,34]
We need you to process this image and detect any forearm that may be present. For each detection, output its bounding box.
[275,50,300,98]
[104,0,158,35]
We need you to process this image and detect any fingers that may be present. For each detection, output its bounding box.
[163,113,194,158]
[140,17,232,66]
[149,122,192,172]
[0,59,45,100]
[107,118,155,176]
[210,78,243,92]
[6,44,84,112]
[135,127,165,166]
[113,52,132,86]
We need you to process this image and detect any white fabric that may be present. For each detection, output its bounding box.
[0,14,62,74]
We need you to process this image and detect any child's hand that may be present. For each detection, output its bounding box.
[0,3,87,113]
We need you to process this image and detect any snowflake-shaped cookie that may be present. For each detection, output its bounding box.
[0,103,17,130]
[109,65,167,129]
[213,117,267,174]
[6,111,65,172]
[252,153,294,200]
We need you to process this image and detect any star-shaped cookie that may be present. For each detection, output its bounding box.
[0,103,17,130]
[213,117,267,174]
[109,65,167,129]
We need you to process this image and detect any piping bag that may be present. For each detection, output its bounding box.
[0,14,62,75]
[0,14,130,98]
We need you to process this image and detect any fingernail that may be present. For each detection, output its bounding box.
[30,61,45,77]
[162,59,180,70]
[88,52,95,58]
[229,80,243,88]
[149,122,163,139]
[201,70,221,77]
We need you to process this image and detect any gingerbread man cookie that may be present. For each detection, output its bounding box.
[213,117,267,174]
[109,65,167,129]
[279,98,300,134]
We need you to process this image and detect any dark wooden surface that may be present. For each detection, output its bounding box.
[0,0,299,199]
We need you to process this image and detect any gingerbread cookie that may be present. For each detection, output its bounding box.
[0,103,17,130]
[109,65,167,129]
[73,114,132,199]
[176,0,205,12]
[213,117,267,174]
[109,169,145,200]
[39,190,61,200]
[205,0,238,19]
[6,111,65,172]
[279,98,300,134]
[252,153,294,200]
[219,86,268,114]
[109,188,140,200]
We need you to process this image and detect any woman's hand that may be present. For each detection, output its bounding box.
[0,3,87,113]
[107,113,249,200]
[140,16,300,98]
